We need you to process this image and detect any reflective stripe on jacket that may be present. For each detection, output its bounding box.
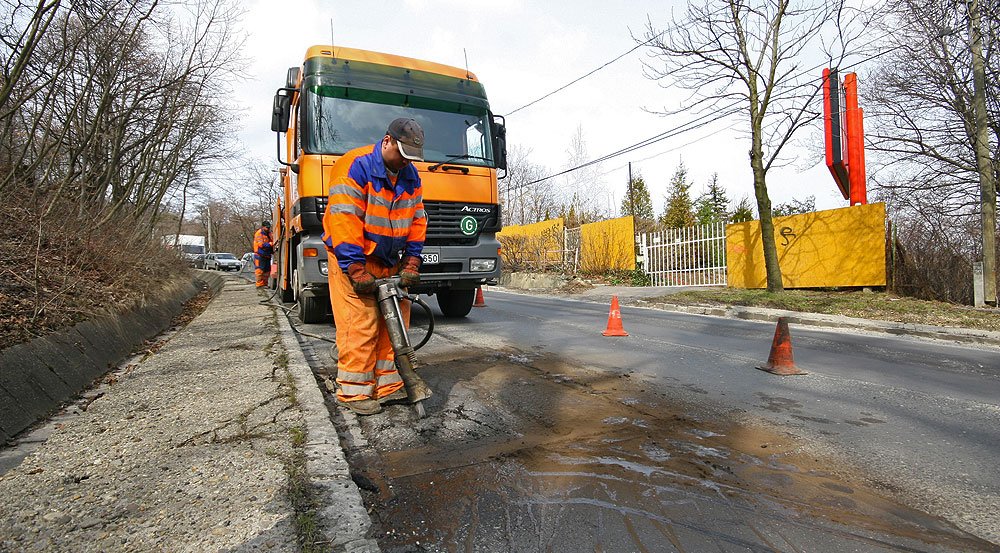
[321,144,427,271]
[253,228,272,271]
[253,228,273,258]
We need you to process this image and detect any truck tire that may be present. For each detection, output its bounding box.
[299,295,326,324]
[436,288,475,318]
[293,269,326,324]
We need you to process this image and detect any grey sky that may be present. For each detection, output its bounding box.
[235,0,851,215]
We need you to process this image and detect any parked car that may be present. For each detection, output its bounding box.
[240,252,253,271]
[191,253,207,269]
[204,252,242,272]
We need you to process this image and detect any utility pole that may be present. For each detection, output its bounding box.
[206,205,213,253]
[968,0,997,305]
[627,162,635,217]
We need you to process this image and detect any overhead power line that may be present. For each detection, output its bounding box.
[504,26,673,116]
[520,29,905,186]
[523,103,742,186]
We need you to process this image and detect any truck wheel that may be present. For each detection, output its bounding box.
[294,269,326,324]
[299,295,326,324]
[436,289,475,318]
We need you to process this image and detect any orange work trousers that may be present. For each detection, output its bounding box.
[254,267,270,287]
[328,258,408,402]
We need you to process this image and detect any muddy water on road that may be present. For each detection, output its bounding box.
[338,344,992,552]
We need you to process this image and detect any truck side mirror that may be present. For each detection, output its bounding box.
[286,67,301,89]
[491,114,507,172]
[271,91,291,133]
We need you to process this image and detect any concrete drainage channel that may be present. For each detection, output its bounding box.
[0,271,226,446]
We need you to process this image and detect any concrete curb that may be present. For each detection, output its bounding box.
[273,305,380,552]
[0,271,226,444]
[641,302,1000,347]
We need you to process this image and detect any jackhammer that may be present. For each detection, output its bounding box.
[375,277,433,418]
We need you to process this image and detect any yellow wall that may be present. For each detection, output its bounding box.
[727,203,886,288]
[498,218,565,267]
[580,216,636,271]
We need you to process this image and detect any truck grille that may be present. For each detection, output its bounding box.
[423,201,499,246]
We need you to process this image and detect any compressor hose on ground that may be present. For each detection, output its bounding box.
[408,294,434,352]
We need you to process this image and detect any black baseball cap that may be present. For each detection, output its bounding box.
[386,118,425,161]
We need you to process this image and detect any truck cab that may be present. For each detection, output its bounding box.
[271,46,506,323]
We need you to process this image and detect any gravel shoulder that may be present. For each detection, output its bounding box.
[0,278,302,552]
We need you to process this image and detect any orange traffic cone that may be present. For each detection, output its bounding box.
[602,296,629,337]
[756,317,806,375]
[473,286,486,307]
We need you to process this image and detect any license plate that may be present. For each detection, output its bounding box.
[421,253,439,265]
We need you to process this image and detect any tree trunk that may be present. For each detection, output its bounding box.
[968,0,997,304]
[751,147,783,293]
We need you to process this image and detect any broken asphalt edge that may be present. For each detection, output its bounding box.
[272,306,380,552]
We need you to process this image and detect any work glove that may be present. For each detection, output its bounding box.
[399,255,421,288]
[346,263,376,295]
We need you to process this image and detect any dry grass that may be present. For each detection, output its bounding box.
[0,192,189,347]
[658,288,1000,332]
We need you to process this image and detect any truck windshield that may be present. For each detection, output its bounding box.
[301,89,495,167]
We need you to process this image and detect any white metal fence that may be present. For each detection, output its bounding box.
[638,222,727,287]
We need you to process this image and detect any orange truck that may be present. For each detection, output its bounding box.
[270,45,507,323]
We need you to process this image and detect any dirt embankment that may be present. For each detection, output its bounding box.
[0,194,189,348]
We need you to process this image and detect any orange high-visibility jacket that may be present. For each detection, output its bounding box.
[322,144,427,271]
[252,227,273,270]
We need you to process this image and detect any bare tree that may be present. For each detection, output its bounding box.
[1,0,244,227]
[0,0,61,114]
[643,0,870,292]
[560,125,607,225]
[0,0,248,341]
[865,0,998,302]
[499,144,556,225]
[205,157,282,252]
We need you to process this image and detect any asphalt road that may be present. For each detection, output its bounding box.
[292,289,1000,552]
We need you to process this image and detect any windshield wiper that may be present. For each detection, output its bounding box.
[428,154,491,172]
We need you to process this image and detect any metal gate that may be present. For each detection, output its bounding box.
[639,222,727,287]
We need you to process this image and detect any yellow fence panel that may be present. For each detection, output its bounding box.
[498,218,565,269]
[580,216,636,272]
[727,203,887,288]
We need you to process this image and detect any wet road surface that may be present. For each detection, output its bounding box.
[290,300,995,553]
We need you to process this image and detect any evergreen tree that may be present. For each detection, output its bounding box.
[772,195,816,217]
[708,173,730,220]
[660,161,696,228]
[694,195,715,225]
[620,175,655,221]
[730,197,755,223]
[566,204,578,228]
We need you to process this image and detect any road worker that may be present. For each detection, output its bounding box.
[252,221,273,288]
[322,118,426,415]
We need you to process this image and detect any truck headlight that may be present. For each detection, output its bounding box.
[470,258,496,272]
[319,260,328,276]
